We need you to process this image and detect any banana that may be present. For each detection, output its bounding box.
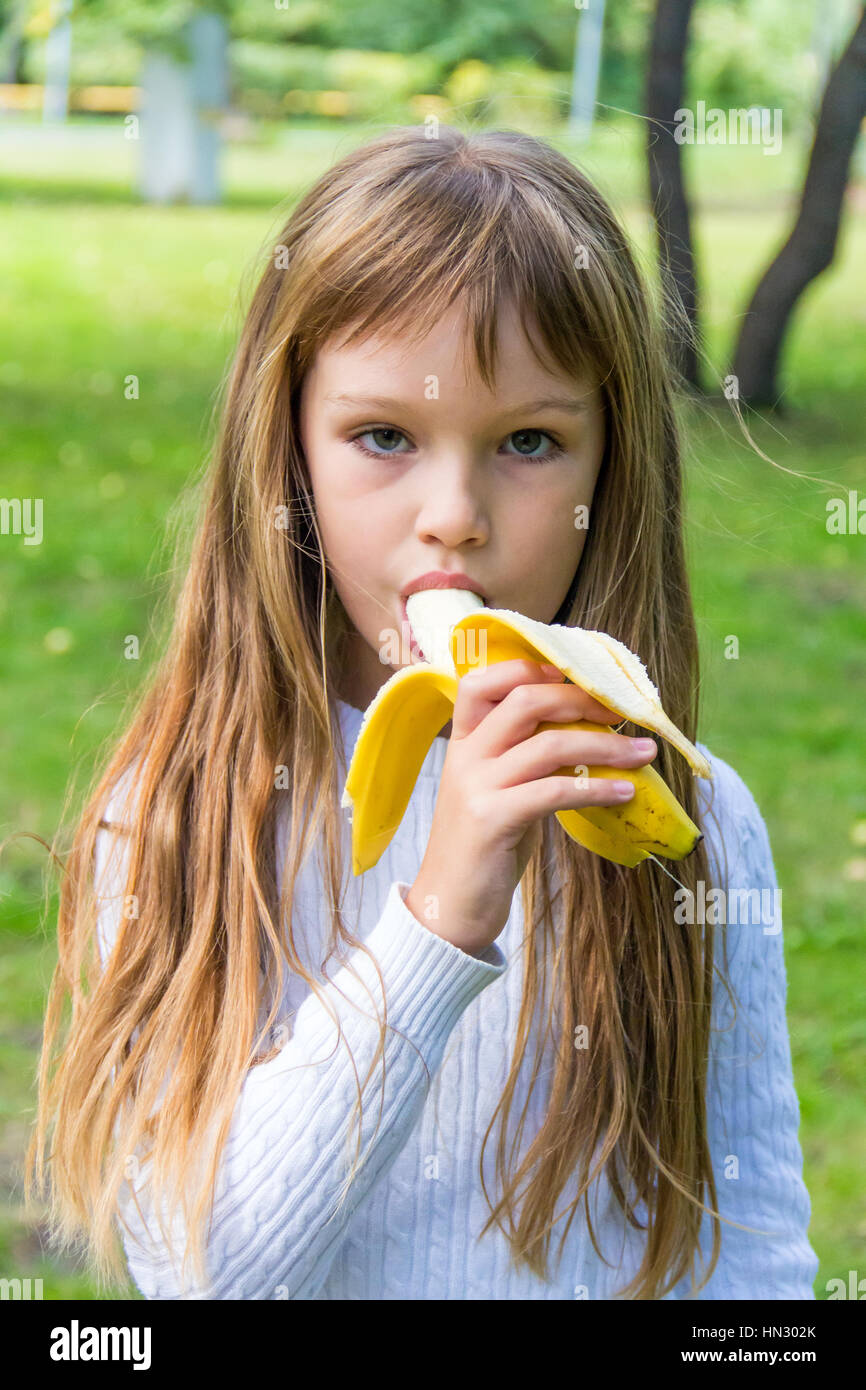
[341,589,711,875]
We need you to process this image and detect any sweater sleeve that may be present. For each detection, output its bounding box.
[674,752,820,1300]
[93,790,507,1300]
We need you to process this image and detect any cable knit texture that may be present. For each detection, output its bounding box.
[93,697,818,1299]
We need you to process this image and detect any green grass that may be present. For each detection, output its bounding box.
[0,113,863,1299]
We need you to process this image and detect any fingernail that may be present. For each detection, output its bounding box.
[631,738,656,752]
[540,663,562,677]
[612,781,635,797]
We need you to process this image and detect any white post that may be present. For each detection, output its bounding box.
[188,11,228,205]
[137,11,228,205]
[42,0,73,122]
[138,49,196,203]
[569,0,607,143]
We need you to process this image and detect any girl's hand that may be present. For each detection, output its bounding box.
[404,659,658,958]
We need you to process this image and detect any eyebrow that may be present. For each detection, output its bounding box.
[323,391,590,416]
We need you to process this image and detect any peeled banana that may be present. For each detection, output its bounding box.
[341,588,711,875]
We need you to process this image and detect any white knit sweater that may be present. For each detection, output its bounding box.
[93,696,819,1299]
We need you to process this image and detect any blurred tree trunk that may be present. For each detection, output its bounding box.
[188,10,228,204]
[732,7,866,406]
[646,0,701,388]
[569,0,607,142]
[138,47,196,204]
[1,0,29,83]
[42,0,73,122]
[138,11,228,205]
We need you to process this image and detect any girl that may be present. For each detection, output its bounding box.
[27,124,818,1300]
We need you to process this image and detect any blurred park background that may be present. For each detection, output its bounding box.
[1,0,864,1299]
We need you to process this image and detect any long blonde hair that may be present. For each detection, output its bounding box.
[27,124,751,1298]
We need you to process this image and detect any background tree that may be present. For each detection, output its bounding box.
[732,4,866,406]
[0,0,30,82]
[645,0,701,389]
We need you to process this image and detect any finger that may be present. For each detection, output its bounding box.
[553,685,623,725]
[450,659,564,739]
[494,774,638,839]
[470,679,627,759]
[493,728,656,789]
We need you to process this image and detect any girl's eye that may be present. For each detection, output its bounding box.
[502,429,565,460]
[351,427,412,458]
[349,426,566,462]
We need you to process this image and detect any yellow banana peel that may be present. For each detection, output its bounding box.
[341,589,711,875]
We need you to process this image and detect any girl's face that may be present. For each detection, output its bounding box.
[299,296,606,712]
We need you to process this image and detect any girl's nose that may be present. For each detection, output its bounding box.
[413,465,489,547]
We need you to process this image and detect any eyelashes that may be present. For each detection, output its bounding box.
[349,426,567,463]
